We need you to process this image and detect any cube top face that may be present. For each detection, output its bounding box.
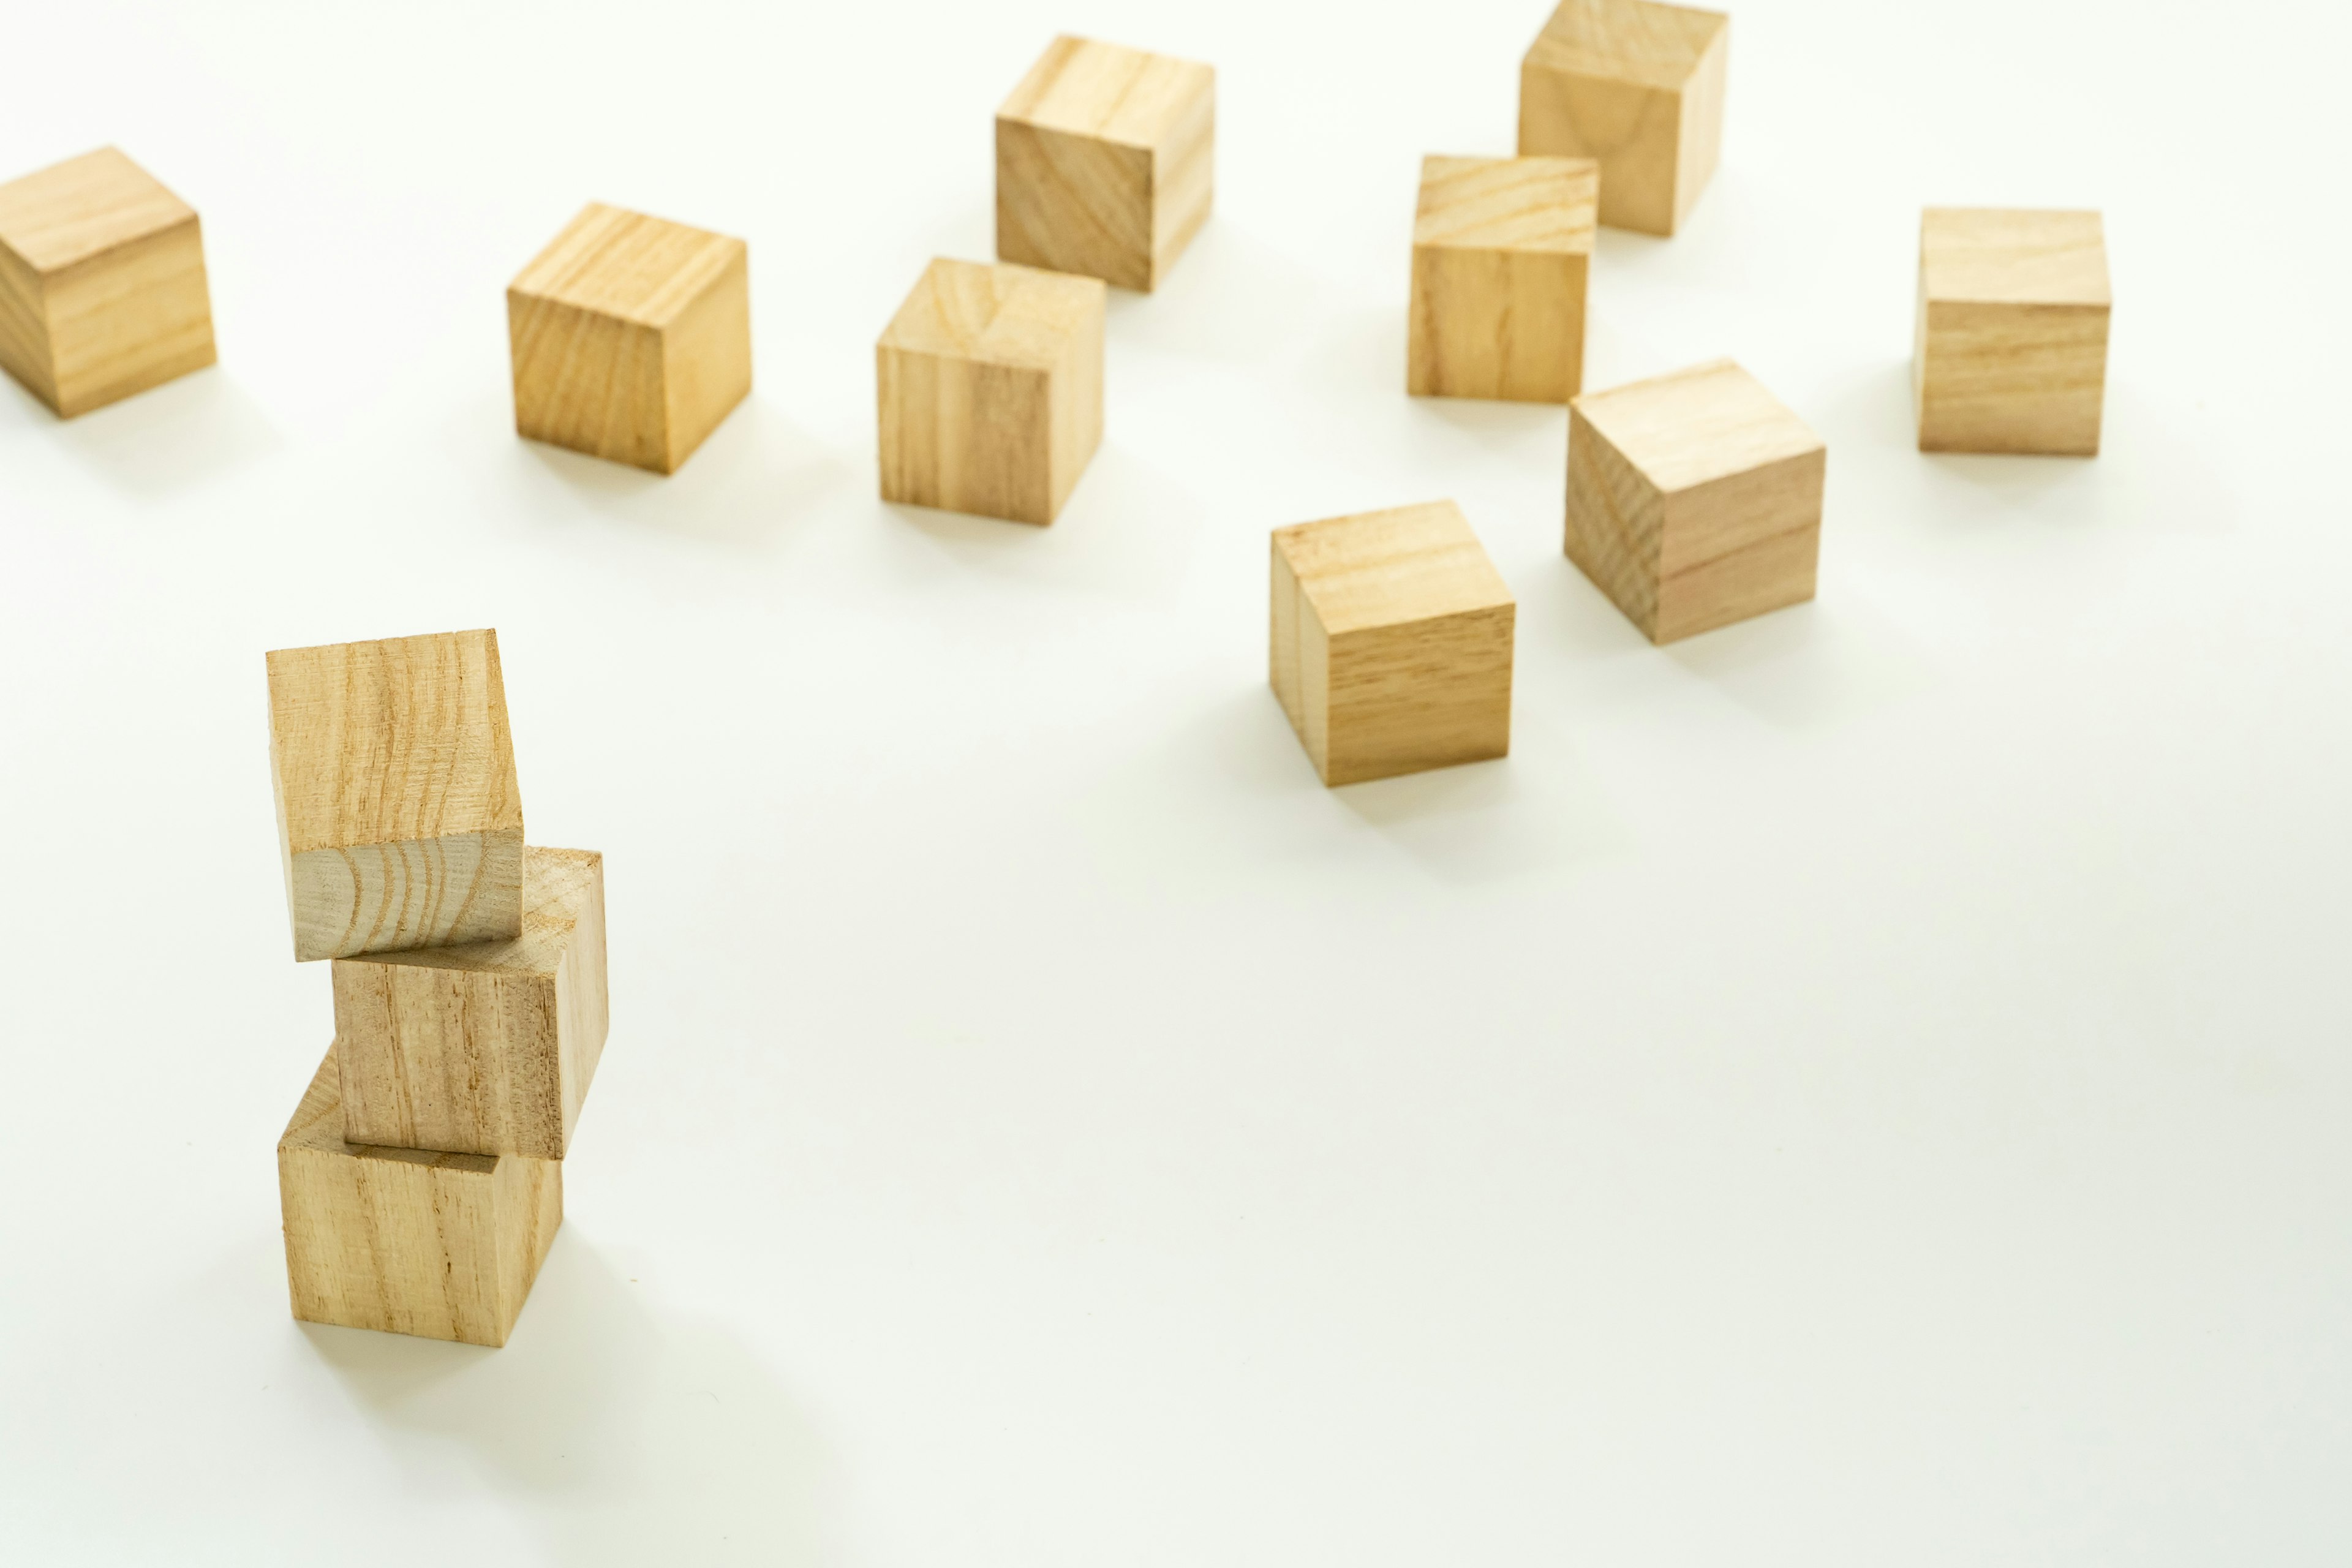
[0,147,194,274]
[508,203,744,328]
[1525,0,1726,92]
[1572,358,1822,494]
[1921,207,2109,308]
[359,845,599,979]
[1275,501,1514,638]
[999,35,1215,153]
[1415,156,1598,255]
[879,257,1106,372]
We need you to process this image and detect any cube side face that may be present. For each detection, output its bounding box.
[1047,294,1106,516]
[0,243,55,409]
[657,243,752,473]
[280,1142,516,1346]
[1322,606,1515,786]
[1671,23,1728,232]
[551,849,611,1149]
[1269,538,1335,779]
[333,958,566,1158]
[492,1143,564,1334]
[878,344,1058,525]
[1916,300,2108,456]
[1653,447,1824,642]
[1149,88,1216,288]
[1565,406,1669,636]
[997,119,1156,292]
[287,827,527,960]
[508,288,670,472]
[40,218,216,417]
[1408,244,1586,403]
[1519,62,1685,236]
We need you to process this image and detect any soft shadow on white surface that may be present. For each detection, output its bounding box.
[25,367,281,498]
[1408,394,1566,448]
[1664,600,1936,733]
[1297,305,1408,407]
[1333,753,1624,885]
[1106,223,1330,367]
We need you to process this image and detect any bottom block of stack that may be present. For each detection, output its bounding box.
[278,1044,561,1347]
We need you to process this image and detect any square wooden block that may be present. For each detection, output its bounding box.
[997,35,1215,292]
[266,628,525,962]
[0,146,215,417]
[333,846,609,1160]
[1271,501,1515,787]
[876,257,1105,526]
[1518,0,1727,236]
[1409,154,1597,404]
[279,1046,561,1347]
[1915,208,2110,456]
[508,202,751,474]
[1566,359,1825,644]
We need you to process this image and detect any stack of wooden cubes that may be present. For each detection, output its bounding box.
[265,629,609,1348]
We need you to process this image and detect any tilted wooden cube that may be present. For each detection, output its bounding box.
[266,628,524,961]
[279,1046,560,1347]
[997,35,1215,292]
[1914,208,2110,456]
[1518,0,1727,237]
[1271,502,1515,787]
[1566,359,1825,644]
[508,202,751,474]
[333,846,609,1159]
[1409,154,1597,404]
[876,257,1105,526]
[0,147,215,417]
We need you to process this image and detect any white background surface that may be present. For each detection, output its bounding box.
[2,0,2347,1561]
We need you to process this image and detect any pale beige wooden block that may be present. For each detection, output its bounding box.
[333,846,608,1159]
[508,202,751,474]
[876,257,1105,526]
[266,629,525,962]
[1409,154,1597,404]
[997,35,1215,292]
[1914,207,2110,456]
[1566,358,1825,644]
[1271,501,1515,787]
[279,1045,561,1347]
[1518,0,1727,237]
[0,147,215,418]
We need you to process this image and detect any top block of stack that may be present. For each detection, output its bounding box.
[1519,0,1728,236]
[997,36,1215,292]
[267,630,524,962]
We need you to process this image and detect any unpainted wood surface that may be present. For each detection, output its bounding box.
[1518,0,1727,236]
[1915,207,2109,456]
[266,628,525,960]
[334,846,609,1159]
[1409,155,1597,403]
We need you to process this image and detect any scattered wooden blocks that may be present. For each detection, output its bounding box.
[1409,154,1597,404]
[997,35,1215,292]
[1518,0,1727,237]
[1566,358,1825,643]
[1914,207,2111,456]
[876,257,1106,526]
[266,628,525,962]
[1271,502,1515,786]
[0,146,216,417]
[333,846,609,1160]
[508,202,751,474]
[279,1046,561,1347]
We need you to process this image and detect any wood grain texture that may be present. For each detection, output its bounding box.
[508,203,752,474]
[0,146,214,417]
[1271,501,1515,787]
[279,1046,561,1347]
[1409,155,1597,403]
[1518,0,1727,236]
[266,629,525,962]
[997,35,1215,292]
[1567,358,1825,644]
[1914,207,2110,456]
[333,846,608,1159]
[876,257,1105,526]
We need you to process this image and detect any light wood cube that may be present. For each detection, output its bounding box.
[1566,359,1825,643]
[0,147,215,417]
[508,202,751,474]
[1271,501,1515,787]
[266,628,524,962]
[1914,208,2110,456]
[1409,154,1597,404]
[1518,0,1727,237]
[333,846,608,1160]
[876,257,1105,526]
[997,35,1215,292]
[279,1046,560,1347]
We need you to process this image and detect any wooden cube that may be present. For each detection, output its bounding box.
[279,1046,560,1347]
[0,146,215,418]
[997,35,1215,292]
[1518,0,1728,237]
[1566,359,1825,644]
[1409,155,1597,404]
[333,846,608,1159]
[266,628,525,962]
[876,257,1105,526]
[1270,502,1515,787]
[507,202,751,474]
[1914,208,2110,456]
